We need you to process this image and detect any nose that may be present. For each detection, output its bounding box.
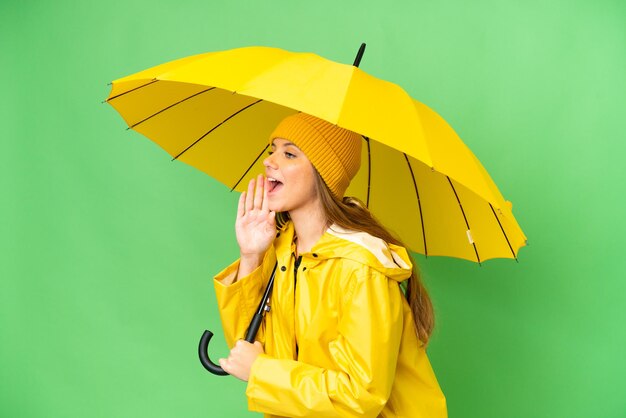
[263,151,277,169]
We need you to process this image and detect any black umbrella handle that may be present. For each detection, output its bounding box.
[197,312,266,376]
[198,263,277,376]
[198,330,229,375]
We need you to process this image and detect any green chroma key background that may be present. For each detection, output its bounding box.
[1,0,624,417]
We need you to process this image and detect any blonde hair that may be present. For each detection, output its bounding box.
[277,170,435,346]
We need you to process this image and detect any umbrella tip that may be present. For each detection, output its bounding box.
[353,43,366,68]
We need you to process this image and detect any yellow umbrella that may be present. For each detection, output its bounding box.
[106,44,526,263]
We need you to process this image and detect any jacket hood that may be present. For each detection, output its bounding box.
[279,221,414,283]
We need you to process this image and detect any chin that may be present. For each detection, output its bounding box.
[267,201,285,213]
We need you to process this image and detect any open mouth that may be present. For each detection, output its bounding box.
[268,178,283,193]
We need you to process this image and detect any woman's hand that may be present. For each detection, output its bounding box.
[236,174,276,258]
[219,340,265,381]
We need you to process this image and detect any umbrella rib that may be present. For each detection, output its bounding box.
[231,144,270,192]
[129,87,216,129]
[447,176,481,265]
[106,79,159,102]
[489,203,518,261]
[364,136,371,207]
[172,99,264,161]
[403,154,428,257]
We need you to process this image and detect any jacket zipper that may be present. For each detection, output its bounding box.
[294,255,302,285]
[294,255,302,357]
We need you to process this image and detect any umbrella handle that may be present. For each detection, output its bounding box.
[198,263,277,376]
[198,310,265,376]
[198,330,229,376]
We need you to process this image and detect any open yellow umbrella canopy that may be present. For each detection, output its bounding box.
[106,45,527,263]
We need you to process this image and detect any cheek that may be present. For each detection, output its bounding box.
[304,173,318,199]
[283,164,317,199]
[298,166,318,197]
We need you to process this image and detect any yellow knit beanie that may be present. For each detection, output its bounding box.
[269,113,362,198]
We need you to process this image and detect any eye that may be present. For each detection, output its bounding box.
[285,152,296,158]
[267,151,274,156]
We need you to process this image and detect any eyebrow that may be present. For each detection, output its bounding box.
[271,141,300,149]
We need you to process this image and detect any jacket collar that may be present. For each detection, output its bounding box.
[275,221,413,283]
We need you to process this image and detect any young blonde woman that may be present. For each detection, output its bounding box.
[214,113,447,417]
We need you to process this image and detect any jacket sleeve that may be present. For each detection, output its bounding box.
[213,248,276,348]
[245,267,404,417]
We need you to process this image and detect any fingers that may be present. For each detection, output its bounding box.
[245,177,255,212]
[218,357,231,374]
[253,174,264,209]
[220,340,263,381]
[237,191,245,219]
[243,176,268,216]
[261,176,269,212]
[219,341,244,376]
